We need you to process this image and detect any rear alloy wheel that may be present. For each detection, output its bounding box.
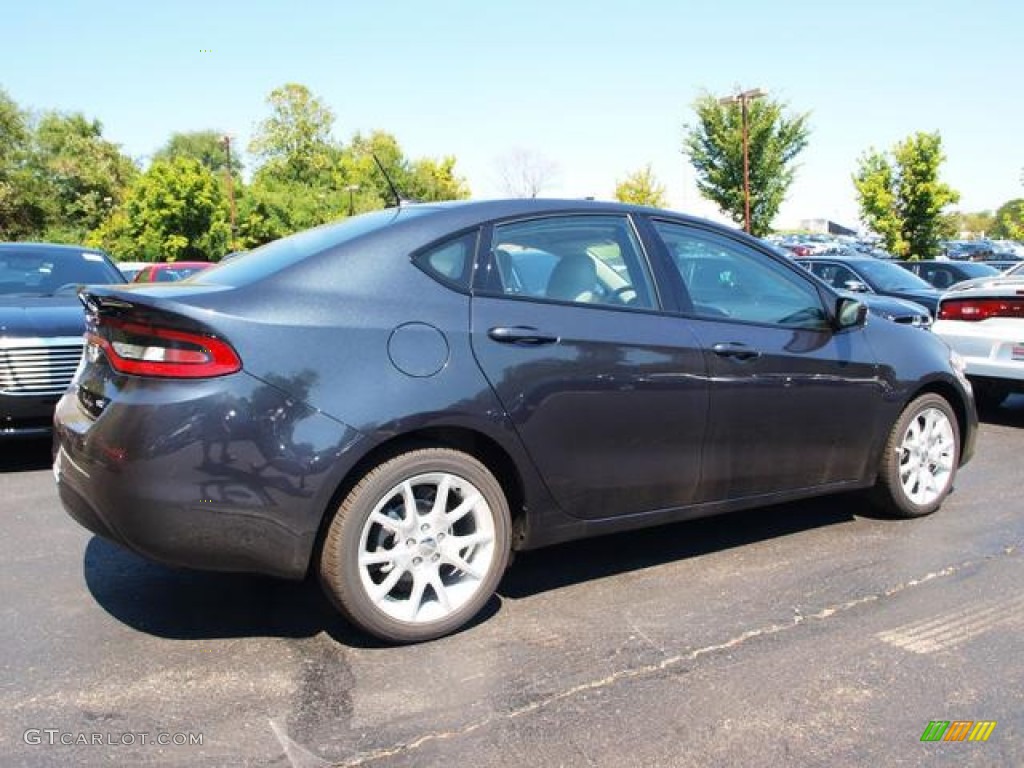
[871,393,960,518]
[319,448,511,643]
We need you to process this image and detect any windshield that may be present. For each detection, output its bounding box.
[0,247,123,296]
[854,260,934,292]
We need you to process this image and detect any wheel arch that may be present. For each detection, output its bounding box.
[911,379,971,456]
[310,425,528,576]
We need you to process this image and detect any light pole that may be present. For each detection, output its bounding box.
[719,88,766,233]
[222,135,237,248]
[344,184,360,217]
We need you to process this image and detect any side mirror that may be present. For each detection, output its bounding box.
[843,280,869,293]
[836,297,868,330]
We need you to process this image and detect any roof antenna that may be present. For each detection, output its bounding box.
[372,154,416,208]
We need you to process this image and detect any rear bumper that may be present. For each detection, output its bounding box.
[53,373,364,579]
[1,392,61,437]
[933,319,1024,385]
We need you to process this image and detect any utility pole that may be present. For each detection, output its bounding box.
[222,135,237,249]
[344,184,360,217]
[719,88,766,233]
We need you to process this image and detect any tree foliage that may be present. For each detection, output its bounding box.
[238,125,469,249]
[248,83,337,185]
[991,199,1024,240]
[89,158,230,261]
[683,93,810,236]
[853,132,960,259]
[154,130,241,176]
[614,164,668,207]
[29,112,138,242]
[0,87,44,240]
[950,210,995,237]
[1,83,471,258]
[0,94,136,243]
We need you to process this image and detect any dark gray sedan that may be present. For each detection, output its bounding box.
[799,256,944,316]
[54,200,977,643]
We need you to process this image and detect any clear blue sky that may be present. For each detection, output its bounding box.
[3,0,1021,229]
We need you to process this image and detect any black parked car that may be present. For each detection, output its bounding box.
[897,260,1000,290]
[1,243,125,437]
[799,256,944,316]
[54,200,977,643]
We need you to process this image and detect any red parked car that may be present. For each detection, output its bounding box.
[132,261,212,283]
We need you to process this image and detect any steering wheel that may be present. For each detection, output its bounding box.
[607,284,639,305]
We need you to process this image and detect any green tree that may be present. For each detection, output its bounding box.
[29,112,138,243]
[343,131,470,204]
[683,93,810,236]
[405,157,469,202]
[0,87,46,239]
[1,95,137,242]
[153,130,241,176]
[248,83,338,185]
[853,132,960,259]
[614,164,668,207]
[240,84,471,245]
[236,174,340,247]
[90,157,230,261]
[991,199,1024,240]
[950,210,995,237]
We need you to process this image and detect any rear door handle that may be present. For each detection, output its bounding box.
[488,326,559,346]
[711,342,761,361]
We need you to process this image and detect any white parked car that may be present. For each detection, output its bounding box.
[934,281,1024,408]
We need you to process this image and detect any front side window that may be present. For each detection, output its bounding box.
[806,262,865,292]
[481,215,657,310]
[653,221,828,328]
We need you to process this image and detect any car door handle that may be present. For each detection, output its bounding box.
[488,326,560,346]
[711,342,762,361]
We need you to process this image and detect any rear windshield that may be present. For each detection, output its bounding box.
[0,247,123,296]
[200,208,415,287]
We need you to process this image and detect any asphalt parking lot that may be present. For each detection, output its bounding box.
[3,400,1023,767]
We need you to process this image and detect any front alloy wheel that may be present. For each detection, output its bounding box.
[319,449,511,643]
[872,393,960,518]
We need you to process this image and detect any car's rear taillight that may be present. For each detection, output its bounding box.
[87,317,241,378]
[937,296,1024,322]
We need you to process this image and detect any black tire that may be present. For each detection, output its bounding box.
[970,378,1010,412]
[870,393,960,518]
[319,448,511,644]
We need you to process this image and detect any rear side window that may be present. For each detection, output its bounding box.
[413,231,478,291]
[202,208,409,287]
[479,214,658,310]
